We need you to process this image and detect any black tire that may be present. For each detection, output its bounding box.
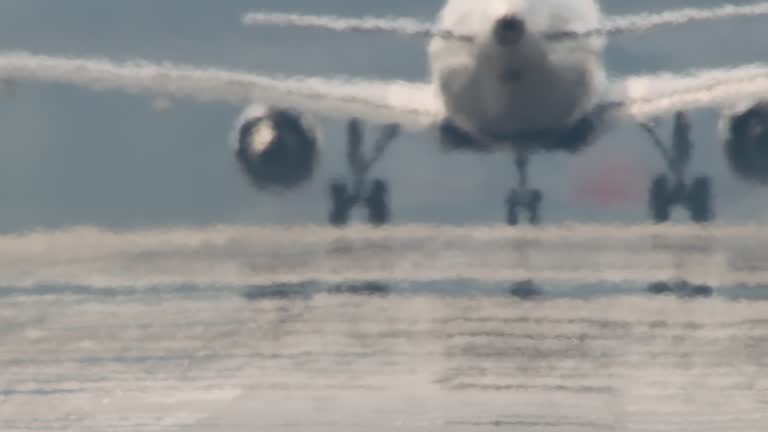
[506,190,519,226]
[688,176,713,223]
[528,189,542,225]
[329,180,351,226]
[649,175,671,223]
[365,179,390,226]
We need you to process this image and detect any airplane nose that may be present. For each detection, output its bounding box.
[494,14,527,46]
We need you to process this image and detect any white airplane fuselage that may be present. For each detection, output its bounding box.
[428,0,606,142]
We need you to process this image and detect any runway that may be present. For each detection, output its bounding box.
[1,223,768,431]
[2,292,768,431]
[2,223,768,290]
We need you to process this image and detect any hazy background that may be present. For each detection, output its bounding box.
[0,0,766,232]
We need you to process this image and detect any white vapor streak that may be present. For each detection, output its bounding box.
[597,2,768,37]
[242,3,768,41]
[623,64,768,119]
[0,51,439,128]
[240,12,461,40]
[1,224,767,288]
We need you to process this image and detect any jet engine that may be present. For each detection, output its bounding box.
[233,106,318,189]
[722,102,768,184]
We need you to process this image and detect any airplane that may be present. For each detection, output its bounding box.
[0,0,767,226]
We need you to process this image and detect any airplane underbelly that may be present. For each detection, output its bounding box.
[443,57,599,140]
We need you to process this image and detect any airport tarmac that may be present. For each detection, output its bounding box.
[2,291,768,431]
[1,224,767,431]
[1,223,768,289]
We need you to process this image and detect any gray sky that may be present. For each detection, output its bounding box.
[0,0,767,232]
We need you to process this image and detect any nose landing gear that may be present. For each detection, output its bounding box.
[641,112,714,224]
[328,119,400,227]
[506,150,542,225]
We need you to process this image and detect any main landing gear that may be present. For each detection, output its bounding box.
[506,149,542,225]
[641,111,714,224]
[329,119,400,226]
[439,115,599,227]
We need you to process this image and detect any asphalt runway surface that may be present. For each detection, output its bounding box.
[2,223,768,289]
[1,224,768,431]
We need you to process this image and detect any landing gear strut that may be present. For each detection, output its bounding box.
[329,119,400,226]
[641,112,714,224]
[506,149,542,225]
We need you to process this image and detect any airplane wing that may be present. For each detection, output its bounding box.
[0,51,442,130]
[2,51,768,136]
[614,64,768,121]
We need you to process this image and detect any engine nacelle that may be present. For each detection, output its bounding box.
[234,106,318,189]
[722,102,768,184]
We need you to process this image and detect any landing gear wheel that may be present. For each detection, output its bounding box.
[687,176,713,223]
[527,189,542,225]
[506,191,520,226]
[329,180,351,226]
[506,206,519,226]
[641,112,717,225]
[506,190,541,226]
[365,179,390,226]
[649,175,671,223]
